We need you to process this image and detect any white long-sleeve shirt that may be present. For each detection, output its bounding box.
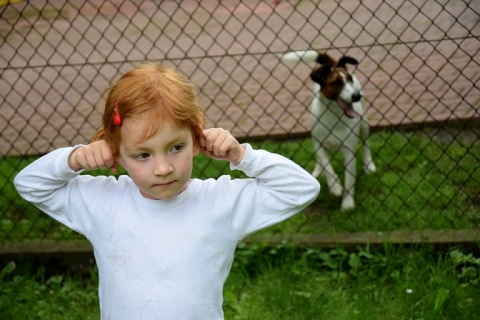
[14,144,320,319]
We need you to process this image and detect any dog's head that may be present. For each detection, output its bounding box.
[310,53,363,118]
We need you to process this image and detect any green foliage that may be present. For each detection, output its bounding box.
[1,245,478,319]
[433,287,450,313]
[449,248,480,285]
[0,262,99,319]
[222,244,480,320]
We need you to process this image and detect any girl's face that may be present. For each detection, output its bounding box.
[117,116,199,200]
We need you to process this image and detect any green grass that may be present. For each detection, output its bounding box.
[223,245,480,320]
[0,260,99,320]
[247,129,480,234]
[1,245,479,319]
[1,128,479,241]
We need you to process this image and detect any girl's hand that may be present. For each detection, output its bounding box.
[199,128,245,166]
[68,140,117,173]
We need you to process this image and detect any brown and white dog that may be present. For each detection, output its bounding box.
[282,50,376,211]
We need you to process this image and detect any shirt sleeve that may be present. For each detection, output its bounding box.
[13,147,113,236]
[227,144,320,238]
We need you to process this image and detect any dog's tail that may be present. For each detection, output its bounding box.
[281,50,319,63]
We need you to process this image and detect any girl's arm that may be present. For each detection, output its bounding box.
[199,127,320,237]
[229,143,320,237]
[14,147,82,205]
[13,146,111,234]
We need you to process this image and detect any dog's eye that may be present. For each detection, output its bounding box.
[332,77,344,86]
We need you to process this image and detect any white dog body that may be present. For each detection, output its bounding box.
[282,50,376,211]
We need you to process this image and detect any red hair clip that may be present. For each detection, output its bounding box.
[113,100,122,126]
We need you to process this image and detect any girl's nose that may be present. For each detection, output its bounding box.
[153,157,173,176]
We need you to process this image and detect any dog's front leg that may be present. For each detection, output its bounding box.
[360,119,377,173]
[312,143,343,197]
[341,147,357,211]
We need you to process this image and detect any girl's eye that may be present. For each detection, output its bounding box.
[134,153,150,160]
[170,145,183,153]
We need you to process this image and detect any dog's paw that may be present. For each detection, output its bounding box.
[311,165,322,178]
[340,197,355,211]
[365,162,377,174]
[329,184,343,197]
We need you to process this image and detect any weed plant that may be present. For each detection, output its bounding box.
[1,245,478,319]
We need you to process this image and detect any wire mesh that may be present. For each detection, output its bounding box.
[1,0,479,243]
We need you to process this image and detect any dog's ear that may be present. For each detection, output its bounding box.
[312,54,335,85]
[337,56,359,68]
[316,53,336,67]
[310,66,330,86]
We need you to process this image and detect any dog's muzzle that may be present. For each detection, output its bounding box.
[337,97,362,119]
[352,92,362,103]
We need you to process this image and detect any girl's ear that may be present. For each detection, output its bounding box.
[193,139,201,156]
[192,125,204,157]
[115,149,124,166]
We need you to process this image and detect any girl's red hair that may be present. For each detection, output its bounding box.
[92,62,205,157]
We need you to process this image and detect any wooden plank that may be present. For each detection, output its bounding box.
[1,230,479,255]
[246,229,480,246]
[0,240,93,255]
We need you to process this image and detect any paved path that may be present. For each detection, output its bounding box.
[1,0,479,156]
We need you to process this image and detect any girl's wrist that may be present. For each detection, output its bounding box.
[67,147,82,171]
[230,145,246,166]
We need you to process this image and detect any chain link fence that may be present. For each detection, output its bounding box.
[1,0,479,246]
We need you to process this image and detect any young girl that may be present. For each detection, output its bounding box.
[14,62,320,319]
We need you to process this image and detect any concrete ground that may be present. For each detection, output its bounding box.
[1,0,479,156]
